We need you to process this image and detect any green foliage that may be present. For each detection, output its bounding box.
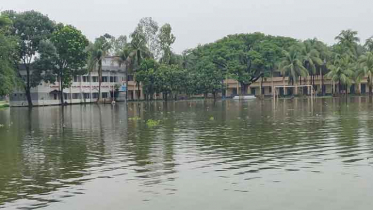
[280,46,309,85]
[327,55,356,91]
[2,10,55,105]
[158,23,176,64]
[86,34,112,101]
[0,15,17,96]
[36,25,89,103]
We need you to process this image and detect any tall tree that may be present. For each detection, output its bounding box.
[279,46,309,93]
[136,17,160,59]
[0,15,17,96]
[364,37,373,52]
[158,23,176,64]
[3,10,55,107]
[87,34,112,102]
[327,55,355,94]
[335,29,360,57]
[113,44,133,100]
[37,25,89,105]
[357,52,373,95]
[301,40,323,88]
[129,28,151,98]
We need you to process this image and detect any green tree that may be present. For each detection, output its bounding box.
[158,23,176,64]
[335,29,360,57]
[113,43,133,100]
[279,46,309,94]
[37,25,89,105]
[357,52,373,95]
[301,40,323,88]
[87,34,112,102]
[0,15,17,96]
[136,59,159,100]
[3,10,55,107]
[129,27,152,98]
[364,37,373,52]
[327,55,355,95]
[136,17,160,59]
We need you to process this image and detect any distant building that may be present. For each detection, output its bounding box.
[10,57,140,107]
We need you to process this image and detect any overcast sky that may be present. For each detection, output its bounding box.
[1,0,373,53]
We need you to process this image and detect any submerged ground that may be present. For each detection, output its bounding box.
[1,98,373,210]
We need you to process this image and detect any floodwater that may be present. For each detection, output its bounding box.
[1,98,373,210]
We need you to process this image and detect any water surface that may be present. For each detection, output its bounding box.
[1,98,373,210]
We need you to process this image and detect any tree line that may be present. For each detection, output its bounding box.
[1,10,373,106]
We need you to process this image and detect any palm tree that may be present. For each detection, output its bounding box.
[301,40,323,91]
[357,52,373,95]
[364,37,373,52]
[129,29,151,99]
[327,55,355,95]
[113,46,133,100]
[279,47,309,95]
[87,36,111,102]
[335,30,360,56]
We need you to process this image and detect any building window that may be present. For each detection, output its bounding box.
[269,87,272,93]
[83,76,90,82]
[102,92,108,98]
[110,76,118,83]
[74,76,81,82]
[63,93,69,99]
[83,93,90,99]
[92,93,99,99]
[92,76,98,82]
[128,75,134,81]
[72,93,80,99]
[54,94,58,100]
[102,77,108,82]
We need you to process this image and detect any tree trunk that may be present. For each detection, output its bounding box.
[25,87,32,108]
[60,69,64,106]
[137,82,140,99]
[321,69,325,96]
[271,72,274,98]
[369,76,372,96]
[97,60,102,103]
[25,65,33,107]
[125,70,128,101]
[240,83,247,95]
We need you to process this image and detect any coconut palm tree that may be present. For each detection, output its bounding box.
[87,35,112,102]
[327,55,355,95]
[129,29,151,99]
[301,40,323,90]
[357,52,373,95]
[364,37,373,52]
[113,45,133,100]
[279,47,308,95]
[335,30,360,56]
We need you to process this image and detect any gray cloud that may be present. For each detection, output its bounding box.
[1,0,373,53]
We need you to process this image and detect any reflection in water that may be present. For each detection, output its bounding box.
[1,98,373,210]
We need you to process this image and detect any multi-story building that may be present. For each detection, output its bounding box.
[10,57,136,106]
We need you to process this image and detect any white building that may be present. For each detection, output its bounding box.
[10,57,127,107]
